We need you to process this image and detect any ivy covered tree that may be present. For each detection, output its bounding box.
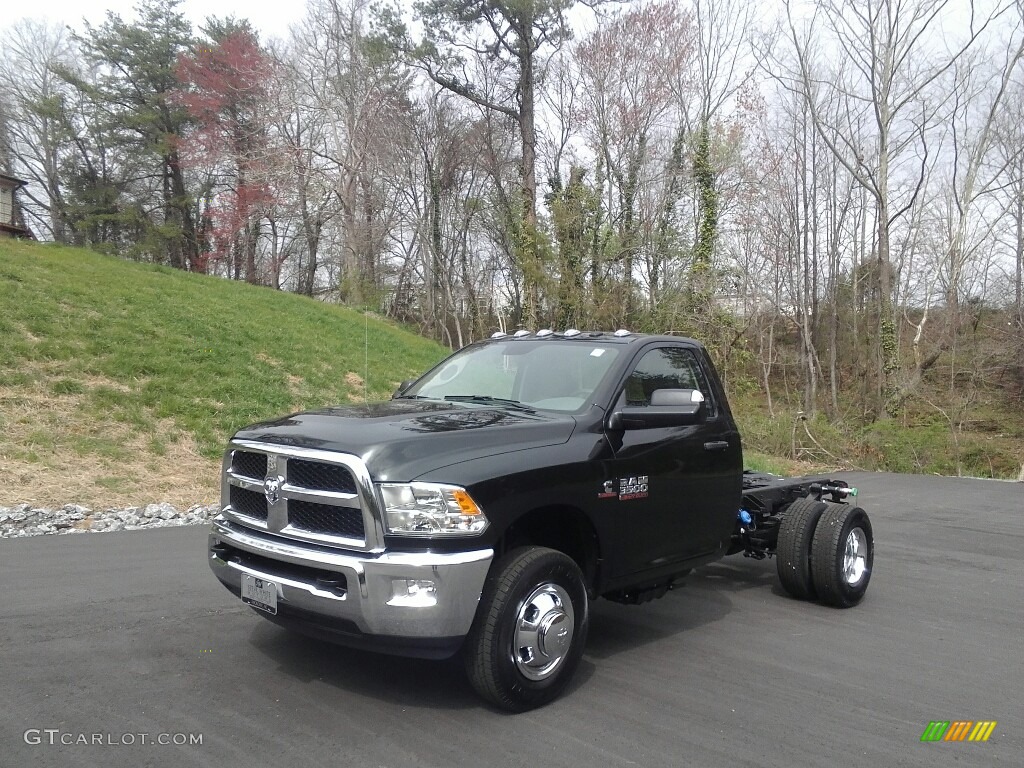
[378,0,593,327]
[547,166,600,330]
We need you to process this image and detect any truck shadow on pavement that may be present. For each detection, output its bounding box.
[585,580,733,660]
[250,625,481,710]
[584,557,782,659]
[247,559,780,710]
[691,558,789,597]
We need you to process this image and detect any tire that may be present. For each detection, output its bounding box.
[463,546,589,712]
[810,505,874,608]
[776,496,829,600]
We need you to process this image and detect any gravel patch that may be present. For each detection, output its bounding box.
[0,502,220,538]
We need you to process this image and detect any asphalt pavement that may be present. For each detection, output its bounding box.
[1,472,1021,767]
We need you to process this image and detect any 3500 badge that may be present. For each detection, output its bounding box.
[599,476,650,501]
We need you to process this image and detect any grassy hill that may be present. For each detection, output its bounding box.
[0,241,448,508]
[3,240,1018,509]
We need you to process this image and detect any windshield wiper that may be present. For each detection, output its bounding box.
[443,395,536,412]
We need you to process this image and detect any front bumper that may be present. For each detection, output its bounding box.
[209,518,493,658]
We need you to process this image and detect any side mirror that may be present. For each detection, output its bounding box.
[607,389,706,430]
[392,379,415,399]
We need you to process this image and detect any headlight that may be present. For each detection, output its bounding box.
[377,482,489,536]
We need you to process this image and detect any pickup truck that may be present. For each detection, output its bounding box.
[208,330,874,711]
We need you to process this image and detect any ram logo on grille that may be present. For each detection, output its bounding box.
[263,476,281,506]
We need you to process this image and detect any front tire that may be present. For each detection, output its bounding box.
[463,546,589,712]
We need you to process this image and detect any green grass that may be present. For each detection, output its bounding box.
[95,476,131,492]
[732,390,1024,480]
[742,451,803,476]
[3,239,1020,498]
[0,241,449,461]
[51,378,85,395]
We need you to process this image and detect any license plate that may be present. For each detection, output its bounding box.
[241,574,278,615]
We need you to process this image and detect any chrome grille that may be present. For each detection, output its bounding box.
[289,500,364,538]
[287,459,356,493]
[230,485,267,520]
[231,450,267,479]
[222,441,382,551]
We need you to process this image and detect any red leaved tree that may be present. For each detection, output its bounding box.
[175,26,276,280]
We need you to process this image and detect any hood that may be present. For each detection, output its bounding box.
[232,399,577,481]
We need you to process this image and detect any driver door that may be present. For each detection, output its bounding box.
[602,345,740,578]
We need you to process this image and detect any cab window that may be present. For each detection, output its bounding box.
[623,347,715,413]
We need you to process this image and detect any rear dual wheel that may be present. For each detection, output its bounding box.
[776,497,874,607]
[810,505,873,607]
[776,497,829,600]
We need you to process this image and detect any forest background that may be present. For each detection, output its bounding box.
[2,0,1023,479]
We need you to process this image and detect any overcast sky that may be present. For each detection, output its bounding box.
[0,0,306,41]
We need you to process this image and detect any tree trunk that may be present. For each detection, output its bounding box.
[878,199,900,418]
[619,135,646,323]
[245,217,259,285]
[760,318,776,419]
[692,121,717,297]
[339,175,361,303]
[168,147,197,271]
[298,182,320,297]
[427,157,443,335]
[1016,155,1023,331]
[799,110,817,417]
[652,126,688,305]
[163,158,183,269]
[518,45,540,327]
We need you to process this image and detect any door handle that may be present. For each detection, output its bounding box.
[703,441,730,452]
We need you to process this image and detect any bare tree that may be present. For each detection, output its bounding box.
[684,0,759,289]
[379,0,606,326]
[781,0,1011,417]
[0,20,75,241]
[994,70,1024,396]
[292,0,413,304]
[575,1,696,323]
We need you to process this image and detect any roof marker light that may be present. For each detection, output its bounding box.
[613,329,632,337]
[513,330,531,337]
[491,331,507,339]
[564,329,581,337]
[537,329,553,337]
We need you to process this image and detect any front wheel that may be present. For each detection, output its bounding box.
[463,546,589,712]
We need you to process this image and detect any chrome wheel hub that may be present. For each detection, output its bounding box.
[843,528,869,586]
[512,583,575,681]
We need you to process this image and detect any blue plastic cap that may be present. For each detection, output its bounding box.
[738,509,752,525]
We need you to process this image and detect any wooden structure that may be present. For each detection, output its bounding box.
[0,173,33,239]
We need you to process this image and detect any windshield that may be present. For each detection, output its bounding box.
[403,340,622,412]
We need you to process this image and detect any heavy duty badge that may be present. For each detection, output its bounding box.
[598,476,650,500]
[618,476,649,500]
